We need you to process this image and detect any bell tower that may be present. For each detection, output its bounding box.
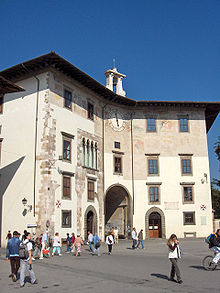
[104,61,126,96]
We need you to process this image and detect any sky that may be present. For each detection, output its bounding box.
[0,0,219,182]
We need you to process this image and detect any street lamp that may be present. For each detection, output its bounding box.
[22,198,32,212]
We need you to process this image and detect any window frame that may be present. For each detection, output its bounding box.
[148,185,160,205]
[147,157,159,176]
[183,211,195,225]
[182,185,194,204]
[179,115,189,133]
[62,210,72,228]
[113,155,123,175]
[88,102,94,121]
[146,117,157,132]
[62,175,71,200]
[181,156,193,176]
[114,141,121,149]
[87,179,95,201]
[63,89,72,110]
[62,136,72,162]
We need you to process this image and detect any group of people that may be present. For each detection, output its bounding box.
[5,227,220,287]
[6,230,37,287]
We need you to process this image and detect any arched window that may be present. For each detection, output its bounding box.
[82,139,97,169]
[86,139,90,167]
[91,142,94,168]
[82,138,86,166]
[94,142,98,169]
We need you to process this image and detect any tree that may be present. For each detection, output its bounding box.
[211,136,220,218]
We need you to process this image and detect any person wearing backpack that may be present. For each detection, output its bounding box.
[209,229,220,265]
[106,232,114,255]
[6,231,21,282]
[20,232,37,287]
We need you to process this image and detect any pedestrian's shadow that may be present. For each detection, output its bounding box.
[151,273,169,280]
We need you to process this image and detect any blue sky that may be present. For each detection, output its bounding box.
[1,1,219,182]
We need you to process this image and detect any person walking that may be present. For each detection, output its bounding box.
[71,233,76,255]
[167,234,183,284]
[87,231,94,252]
[93,233,101,256]
[137,229,144,249]
[40,231,48,259]
[113,227,119,244]
[52,233,62,256]
[6,231,21,282]
[74,234,83,256]
[131,227,137,249]
[66,233,72,253]
[20,232,37,287]
[106,232,114,255]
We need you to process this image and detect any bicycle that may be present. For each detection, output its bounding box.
[202,254,220,271]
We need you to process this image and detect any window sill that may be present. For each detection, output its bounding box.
[62,159,72,164]
[181,173,193,176]
[63,106,72,112]
[62,197,72,201]
[87,199,95,202]
[113,172,123,176]
[62,226,72,228]
[183,201,194,204]
[149,202,160,205]
[183,223,196,226]
[148,174,160,177]
[82,166,99,172]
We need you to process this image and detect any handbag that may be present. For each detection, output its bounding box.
[95,242,100,249]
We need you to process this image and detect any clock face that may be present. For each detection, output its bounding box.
[109,110,126,131]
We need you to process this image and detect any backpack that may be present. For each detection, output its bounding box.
[19,242,29,259]
[205,233,214,244]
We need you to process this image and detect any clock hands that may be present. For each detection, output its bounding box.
[115,112,119,127]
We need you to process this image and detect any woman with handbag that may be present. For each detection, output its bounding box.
[167,234,183,284]
[106,232,114,255]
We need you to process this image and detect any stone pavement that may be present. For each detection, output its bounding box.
[0,238,219,293]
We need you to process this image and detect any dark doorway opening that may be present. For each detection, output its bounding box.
[105,185,132,239]
[87,211,94,235]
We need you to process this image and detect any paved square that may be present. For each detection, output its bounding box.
[0,238,219,293]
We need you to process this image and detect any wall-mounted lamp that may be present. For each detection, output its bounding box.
[201,173,208,184]
[22,198,32,212]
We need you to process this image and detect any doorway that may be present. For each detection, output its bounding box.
[87,211,94,235]
[149,212,161,238]
[84,206,97,240]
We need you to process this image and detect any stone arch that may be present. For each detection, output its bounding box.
[104,184,133,238]
[145,207,166,239]
[84,205,98,239]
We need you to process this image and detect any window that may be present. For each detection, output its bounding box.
[63,138,71,161]
[149,186,160,203]
[88,102,94,120]
[181,158,192,175]
[114,141,120,149]
[62,210,72,228]
[88,180,95,201]
[114,156,122,174]
[147,118,156,132]
[148,159,159,175]
[0,96,3,113]
[183,186,193,203]
[183,212,195,225]
[64,90,72,109]
[82,139,98,169]
[179,117,189,132]
[63,176,71,199]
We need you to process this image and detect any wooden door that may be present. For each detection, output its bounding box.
[149,212,161,238]
[87,211,94,234]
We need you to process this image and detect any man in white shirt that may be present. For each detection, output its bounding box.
[20,232,37,287]
[131,227,137,249]
[88,231,94,252]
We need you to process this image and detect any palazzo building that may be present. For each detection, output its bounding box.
[0,52,219,246]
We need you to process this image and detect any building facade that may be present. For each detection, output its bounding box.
[0,52,219,246]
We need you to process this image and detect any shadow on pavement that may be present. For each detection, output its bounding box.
[189,265,205,270]
[151,273,169,280]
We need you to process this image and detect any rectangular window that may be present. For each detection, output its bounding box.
[88,180,95,201]
[63,176,71,199]
[114,141,120,149]
[183,186,193,203]
[62,210,72,228]
[149,186,160,203]
[64,90,72,109]
[181,158,192,175]
[0,96,3,113]
[63,138,71,161]
[179,117,189,132]
[88,102,94,120]
[183,212,195,225]
[148,159,159,175]
[147,118,156,132]
[114,156,122,174]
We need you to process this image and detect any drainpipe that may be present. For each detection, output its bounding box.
[21,64,40,217]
